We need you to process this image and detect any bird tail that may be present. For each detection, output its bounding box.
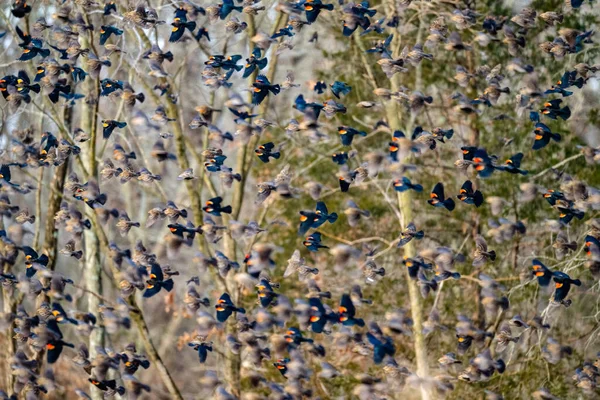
[497,296,509,310]
[272,152,281,159]
[162,279,174,292]
[96,193,107,206]
[324,4,334,10]
[494,359,506,374]
[488,250,497,261]
[136,93,145,103]
[514,221,526,234]
[186,21,197,31]
[269,84,281,95]
[221,205,232,214]
[559,106,571,120]
[59,84,71,94]
[444,198,455,211]
[473,190,484,207]
[328,212,338,223]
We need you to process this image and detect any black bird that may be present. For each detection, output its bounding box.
[457,180,484,207]
[497,153,528,175]
[202,197,232,216]
[255,142,281,163]
[22,246,49,277]
[256,279,278,307]
[298,202,338,236]
[215,293,245,322]
[532,123,561,150]
[428,183,455,211]
[188,340,213,363]
[47,339,75,364]
[102,120,127,139]
[170,15,196,43]
[366,331,395,364]
[251,75,280,105]
[532,259,554,286]
[143,263,174,298]
[552,271,581,307]
[99,25,123,45]
[336,294,365,327]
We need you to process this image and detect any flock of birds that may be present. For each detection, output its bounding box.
[0,0,600,399]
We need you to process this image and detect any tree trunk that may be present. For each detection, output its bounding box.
[384,2,430,399]
[80,68,105,399]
